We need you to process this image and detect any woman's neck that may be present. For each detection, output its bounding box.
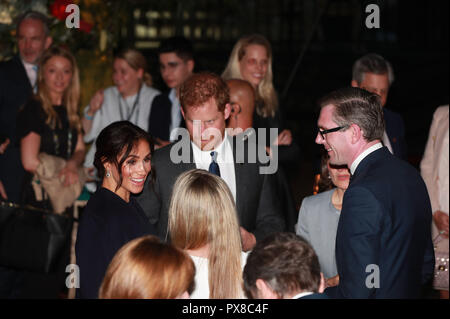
[332,187,345,211]
[49,91,63,105]
[186,244,210,258]
[102,178,130,203]
[121,84,141,99]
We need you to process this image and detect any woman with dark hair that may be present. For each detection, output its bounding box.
[75,121,157,299]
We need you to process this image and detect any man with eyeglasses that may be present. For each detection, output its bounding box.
[316,87,434,299]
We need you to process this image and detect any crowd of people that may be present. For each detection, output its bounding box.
[0,10,448,300]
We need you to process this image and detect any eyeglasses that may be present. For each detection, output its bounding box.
[318,125,348,139]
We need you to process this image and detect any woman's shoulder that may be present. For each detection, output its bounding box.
[84,188,128,217]
[301,189,334,209]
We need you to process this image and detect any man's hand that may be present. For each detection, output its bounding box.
[434,210,449,238]
[273,129,292,146]
[326,275,339,288]
[240,227,256,252]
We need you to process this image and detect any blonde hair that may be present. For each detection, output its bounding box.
[222,34,278,118]
[168,169,243,299]
[115,48,152,87]
[36,45,81,131]
[99,235,195,299]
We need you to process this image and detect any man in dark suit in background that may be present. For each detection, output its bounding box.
[148,36,194,148]
[137,72,285,251]
[351,53,407,160]
[243,232,327,299]
[316,87,434,298]
[0,11,52,203]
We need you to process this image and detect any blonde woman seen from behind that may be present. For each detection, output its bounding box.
[169,169,247,299]
[99,235,195,299]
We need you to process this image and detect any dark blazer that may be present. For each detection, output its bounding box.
[147,92,185,142]
[136,134,285,241]
[326,147,434,299]
[0,55,31,202]
[76,187,157,299]
[383,107,407,160]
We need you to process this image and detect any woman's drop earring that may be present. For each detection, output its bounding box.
[106,171,111,178]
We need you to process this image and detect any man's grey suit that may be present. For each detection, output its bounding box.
[136,134,285,240]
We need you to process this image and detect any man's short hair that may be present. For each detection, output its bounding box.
[15,10,50,37]
[159,36,194,62]
[243,232,322,298]
[179,72,229,113]
[352,53,394,86]
[318,87,385,142]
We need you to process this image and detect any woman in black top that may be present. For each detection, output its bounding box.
[17,46,85,210]
[75,121,157,299]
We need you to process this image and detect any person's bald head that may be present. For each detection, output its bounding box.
[226,79,255,133]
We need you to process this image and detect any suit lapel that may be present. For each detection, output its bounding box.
[230,135,247,220]
[12,55,33,92]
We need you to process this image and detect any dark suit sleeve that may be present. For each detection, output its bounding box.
[253,171,286,241]
[422,227,435,285]
[334,186,383,298]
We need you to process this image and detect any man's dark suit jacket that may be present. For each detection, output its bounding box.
[0,55,31,202]
[384,107,407,160]
[326,147,434,298]
[136,134,285,241]
[148,92,185,142]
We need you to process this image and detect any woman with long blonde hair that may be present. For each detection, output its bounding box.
[222,34,300,233]
[99,235,195,299]
[222,34,297,153]
[168,169,247,299]
[17,45,85,210]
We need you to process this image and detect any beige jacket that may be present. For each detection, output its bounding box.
[420,105,449,242]
[32,153,86,214]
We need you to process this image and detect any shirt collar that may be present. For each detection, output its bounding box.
[291,291,314,299]
[350,142,383,175]
[168,88,177,103]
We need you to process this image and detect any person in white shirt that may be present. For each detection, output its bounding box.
[168,169,248,299]
[243,232,327,299]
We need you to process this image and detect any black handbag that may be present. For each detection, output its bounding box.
[0,201,73,273]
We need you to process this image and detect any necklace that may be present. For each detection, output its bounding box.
[118,86,142,122]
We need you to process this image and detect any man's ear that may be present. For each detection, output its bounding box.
[45,36,52,50]
[318,272,326,293]
[350,123,363,144]
[351,80,359,88]
[187,59,194,73]
[255,279,278,299]
[224,103,232,121]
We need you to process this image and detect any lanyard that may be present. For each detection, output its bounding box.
[118,86,141,122]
